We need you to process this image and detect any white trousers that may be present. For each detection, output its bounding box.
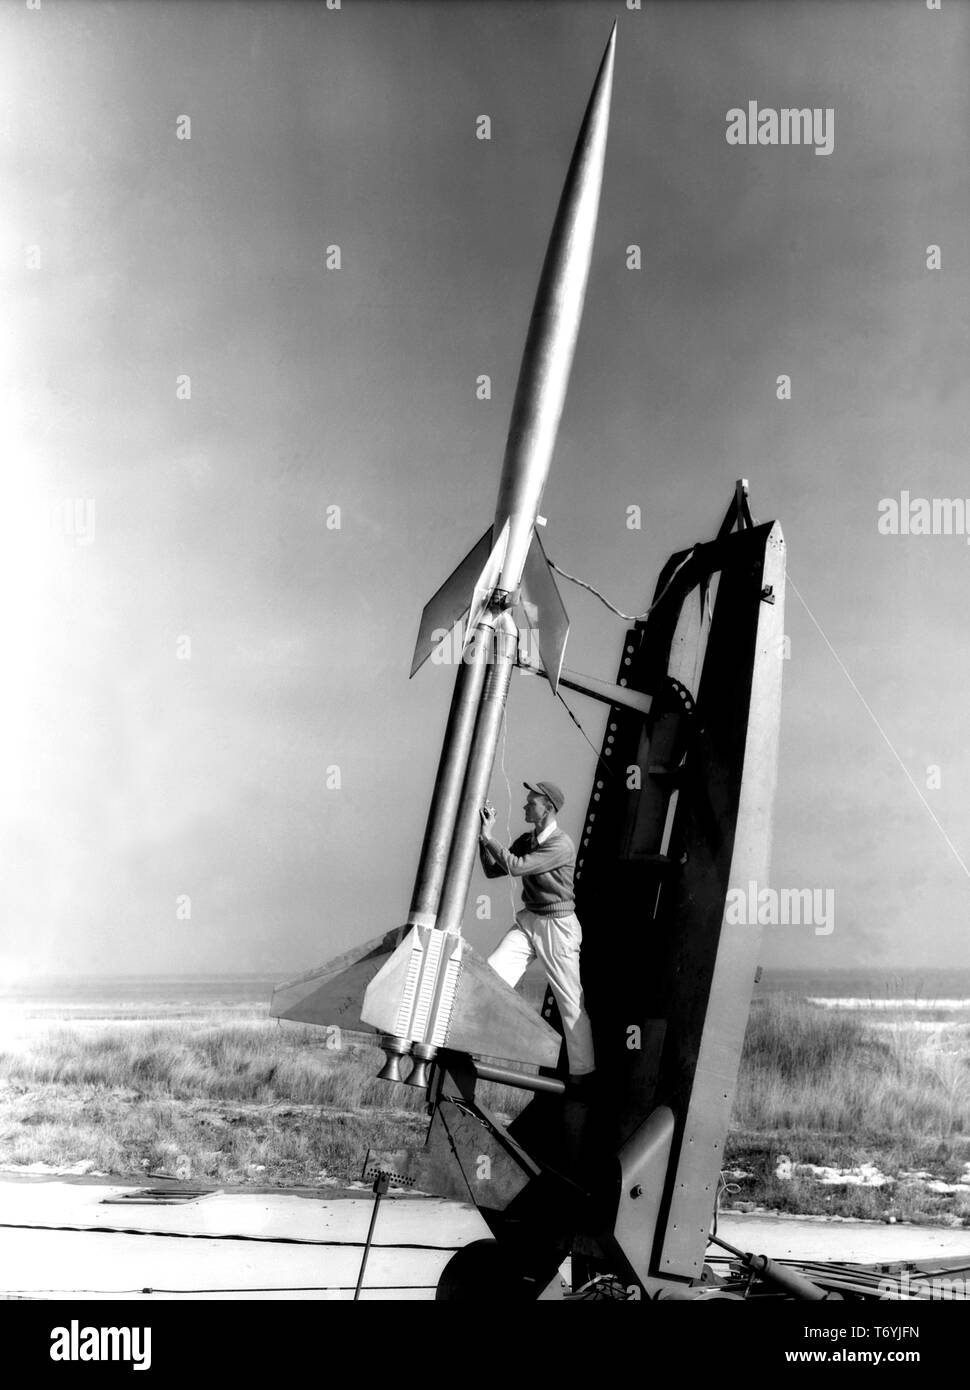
[488,909,596,1076]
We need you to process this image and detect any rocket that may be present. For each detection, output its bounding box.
[271,26,617,1082]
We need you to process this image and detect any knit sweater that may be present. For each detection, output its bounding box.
[478,827,576,917]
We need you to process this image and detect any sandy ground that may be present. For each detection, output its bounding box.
[0,1177,968,1301]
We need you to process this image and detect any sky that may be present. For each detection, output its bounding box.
[1,0,968,979]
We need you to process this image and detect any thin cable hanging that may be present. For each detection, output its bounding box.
[547,547,696,622]
[556,689,616,780]
[498,708,519,924]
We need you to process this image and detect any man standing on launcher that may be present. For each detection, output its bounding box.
[479,780,596,1091]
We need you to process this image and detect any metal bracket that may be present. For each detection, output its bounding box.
[517,659,654,717]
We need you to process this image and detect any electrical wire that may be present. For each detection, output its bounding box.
[789,573,970,883]
[711,1171,741,1241]
[556,689,615,780]
[565,1273,637,1301]
[438,1106,481,1211]
[548,547,696,623]
[497,706,519,927]
[0,1219,460,1250]
[4,1284,440,1296]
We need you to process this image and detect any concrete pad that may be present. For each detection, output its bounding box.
[0,1179,492,1301]
[0,1181,486,1246]
[711,1212,970,1265]
[1,1179,967,1300]
[0,1228,452,1300]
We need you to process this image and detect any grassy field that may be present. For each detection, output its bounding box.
[1,995,969,1223]
[732,994,970,1223]
[0,1018,528,1188]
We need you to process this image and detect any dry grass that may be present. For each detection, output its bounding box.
[2,997,969,1222]
[1,1020,420,1109]
[0,1017,525,1186]
[726,994,970,1223]
[735,994,970,1138]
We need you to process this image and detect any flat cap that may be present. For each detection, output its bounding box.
[523,780,565,812]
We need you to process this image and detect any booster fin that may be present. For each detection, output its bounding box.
[410,527,493,678]
[515,530,569,694]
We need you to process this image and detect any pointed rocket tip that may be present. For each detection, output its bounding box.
[598,20,617,84]
[580,21,615,118]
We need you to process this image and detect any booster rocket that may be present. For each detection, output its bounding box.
[272,27,617,1081]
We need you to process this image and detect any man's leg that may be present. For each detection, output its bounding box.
[487,911,536,988]
[532,913,596,1076]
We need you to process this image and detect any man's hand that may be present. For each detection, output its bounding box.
[479,802,497,839]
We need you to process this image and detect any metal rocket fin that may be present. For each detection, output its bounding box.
[269,926,409,1030]
[410,528,494,678]
[461,518,510,652]
[446,948,562,1065]
[516,530,570,694]
[410,523,511,677]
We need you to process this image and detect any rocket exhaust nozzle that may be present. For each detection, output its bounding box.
[376,1035,412,1083]
[404,1042,437,1090]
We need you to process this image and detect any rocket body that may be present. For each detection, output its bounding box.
[272,28,617,1076]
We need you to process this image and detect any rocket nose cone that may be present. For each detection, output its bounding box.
[491,19,618,598]
[586,22,617,132]
[603,21,617,71]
